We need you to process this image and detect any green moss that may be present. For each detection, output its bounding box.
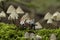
[0,23,60,40]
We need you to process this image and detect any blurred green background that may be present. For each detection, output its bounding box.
[13,0,60,14]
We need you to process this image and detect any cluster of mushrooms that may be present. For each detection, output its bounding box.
[0,4,60,29]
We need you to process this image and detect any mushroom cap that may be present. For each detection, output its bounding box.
[47,19,53,24]
[35,22,42,29]
[30,33,35,38]
[50,34,56,40]
[7,5,16,14]
[44,12,52,20]
[8,12,18,20]
[51,11,60,21]
[0,11,6,18]
[24,32,30,38]
[16,6,24,14]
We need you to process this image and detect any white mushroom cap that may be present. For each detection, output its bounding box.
[52,12,59,17]
[0,11,6,18]
[51,11,60,21]
[35,22,42,29]
[16,6,24,14]
[7,5,16,14]
[44,12,52,20]
[50,34,56,40]
[47,19,53,24]
[30,33,35,38]
[8,12,18,20]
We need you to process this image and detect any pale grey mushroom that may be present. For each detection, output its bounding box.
[24,32,30,38]
[51,11,60,21]
[50,34,56,40]
[35,35,42,40]
[47,18,53,24]
[8,12,18,20]
[16,6,24,14]
[35,22,42,30]
[44,12,52,20]
[0,11,6,18]
[7,5,16,14]
[51,11,60,27]
[30,33,35,40]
